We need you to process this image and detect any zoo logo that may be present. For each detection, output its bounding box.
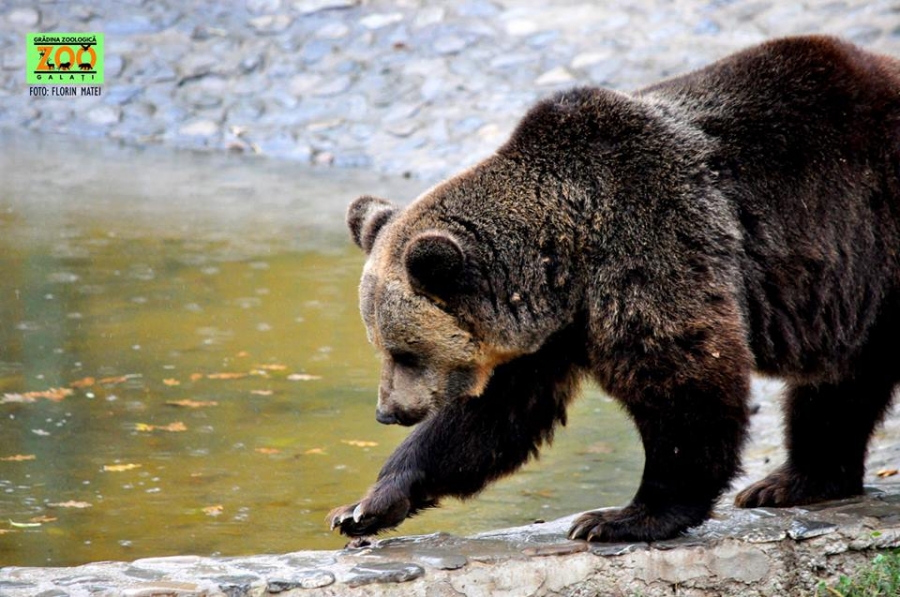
[27,33,104,85]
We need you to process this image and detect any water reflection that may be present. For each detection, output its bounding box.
[0,133,640,567]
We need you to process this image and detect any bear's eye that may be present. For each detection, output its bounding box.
[390,351,420,369]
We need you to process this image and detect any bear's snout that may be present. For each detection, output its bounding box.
[375,405,428,426]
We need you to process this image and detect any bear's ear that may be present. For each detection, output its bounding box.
[403,231,465,302]
[347,196,398,254]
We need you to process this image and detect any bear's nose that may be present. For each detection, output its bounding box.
[375,408,399,425]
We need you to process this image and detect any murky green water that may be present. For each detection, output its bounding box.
[0,133,641,567]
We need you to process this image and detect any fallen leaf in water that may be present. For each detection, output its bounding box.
[162,378,181,386]
[203,505,224,517]
[207,372,247,380]
[103,463,142,472]
[877,468,899,478]
[9,519,41,528]
[342,440,378,448]
[98,375,137,385]
[250,390,273,396]
[1,454,36,462]
[69,377,96,388]
[304,448,326,455]
[581,442,615,455]
[2,388,73,403]
[255,447,281,455]
[48,501,92,509]
[135,421,187,432]
[166,399,218,409]
[190,373,204,382]
[522,489,556,499]
[0,529,13,535]
[256,364,287,371]
[236,351,250,358]
[30,515,57,523]
[287,374,322,381]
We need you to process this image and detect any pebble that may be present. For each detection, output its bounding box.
[86,105,122,126]
[178,119,219,137]
[6,7,40,27]
[345,562,425,587]
[249,14,292,34]
[535,66,575,86]
[359,12,403,30]
[293,0,358,15]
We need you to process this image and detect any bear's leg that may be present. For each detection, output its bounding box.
[735,373,897,508]
[331,329,584,537]
[570,355,751,542]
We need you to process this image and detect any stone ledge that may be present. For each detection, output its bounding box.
[3,484,900,597]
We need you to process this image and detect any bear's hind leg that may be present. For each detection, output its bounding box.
[735,372,897,508]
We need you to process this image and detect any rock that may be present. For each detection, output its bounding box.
[345,562,425,587]
[316,21,350,39]
[86,105,121,126]
[178,119,219,137]
[570,52,610,70]
[504,18,538,36]
[289,73,323,95]
[6,7,40,27]
[535,66,575,86]
[360,12,404,30]
[292,0,358,15]
[433,34,469,55]
[413,7,445,28]
[247,0,281,14]
[105,55,126,78]
[249,14,293,34]
[103,85,142,105]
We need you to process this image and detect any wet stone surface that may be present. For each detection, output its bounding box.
[2,0,899,181]
[4,486,900,596]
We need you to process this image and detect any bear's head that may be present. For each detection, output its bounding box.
[346,190,529,426]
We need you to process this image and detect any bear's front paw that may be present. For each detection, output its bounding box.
[567,503,703,543]
[329,481,411,538]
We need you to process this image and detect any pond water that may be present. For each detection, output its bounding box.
[0,133,641,567]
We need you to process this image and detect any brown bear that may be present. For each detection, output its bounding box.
[330,35,900,543]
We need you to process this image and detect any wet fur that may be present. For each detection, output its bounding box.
[332,36,900,542]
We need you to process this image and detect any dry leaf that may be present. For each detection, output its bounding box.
[166,399,218,409]
[0,529,13,535]
[1,454,36,462]
[2,388,73,403]
[103,463,142,472]
[342,440,378,448]
[203,505,224,517]
[207,372,247,380]
[236,351,250,358]
[162,378,181,386]
[582,442,615,455]
[48,501,92,509]
[29,515,56,523]
[69,377,96,388]
[9,520,41,528]
[98,375,136,385]
[255,447,281,455]
[303,448,326,455]
[135,421,187,432]
[256,364,287,371]
[876,468,899,478]
[250,390,273,396]
[287,374,321,382]
[190,373,204,382]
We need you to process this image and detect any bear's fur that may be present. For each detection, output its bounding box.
[330,35,900,542]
